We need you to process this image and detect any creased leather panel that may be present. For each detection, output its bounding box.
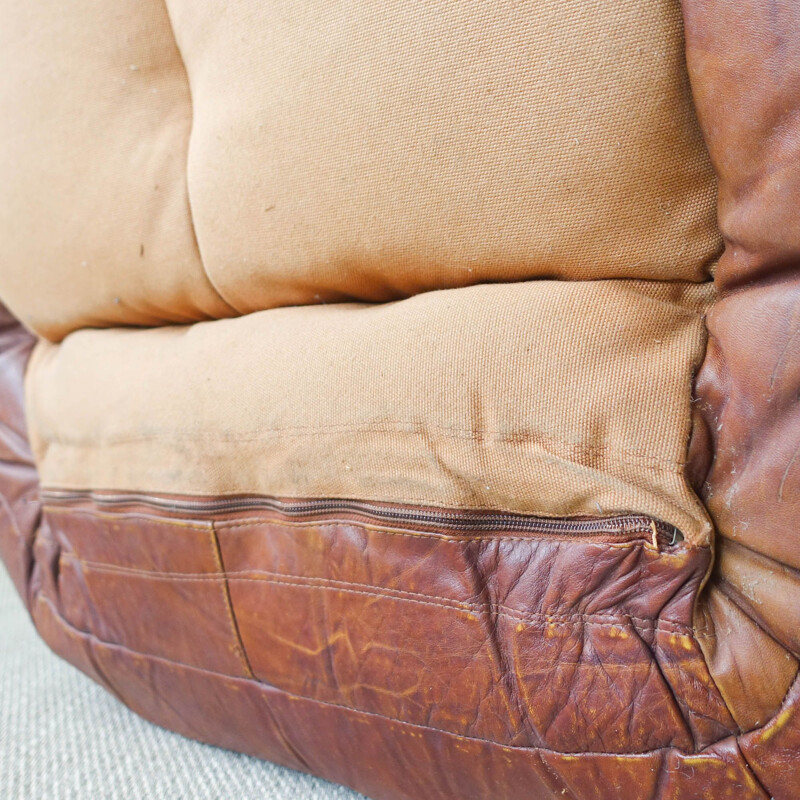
[683,0,800,773]
[14,496,795,800]
[0,307,39,607]
[23,597,778,800]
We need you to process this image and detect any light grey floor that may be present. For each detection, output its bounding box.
[0,567,366,800]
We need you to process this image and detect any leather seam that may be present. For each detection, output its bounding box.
[59,552,701,635]
[207,520,254,679]
[34,592,741,760]
[44,505,702,550]
[217,517,693,549]
[716,578,800,660]
[731,738,773,800]
[43,506,212,531]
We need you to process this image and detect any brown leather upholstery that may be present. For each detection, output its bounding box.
[33,502,727,753]
[684,0,800,749]
[0,308,38,607]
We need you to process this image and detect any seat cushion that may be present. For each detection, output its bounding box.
[27,279,713,543]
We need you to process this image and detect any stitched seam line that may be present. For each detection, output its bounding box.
[215,517,665,547]
[207,520,254,679]
[44,507,699,552]
[218,516,700,552]
[34,593,734,759]
[43,506,212,532]
[43,488,692,516]
[60,553,699,635]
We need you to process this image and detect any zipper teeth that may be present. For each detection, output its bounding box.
[39,489,673,540]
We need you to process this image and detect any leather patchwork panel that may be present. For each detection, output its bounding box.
[36,509,251,678]
[227,574,524,746]
[216,517,734,752]
[46,509,227,574]
[31,499,737,756]
[740,678,800,800]
[696,587,799,731]
[56,560,250,677]
[31,606,777,800]
[0,307,38,606]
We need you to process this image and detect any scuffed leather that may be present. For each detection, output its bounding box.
[0,306,39,607]
[14,498,793,800]
[683,0,800,746]
[34,505,731,754]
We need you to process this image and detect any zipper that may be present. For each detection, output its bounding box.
[39,489,682,547]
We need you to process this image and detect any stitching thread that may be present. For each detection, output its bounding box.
[207,520,254,679]
[43,505,212,532]
[35,593,742,759]
[60,552,699,636]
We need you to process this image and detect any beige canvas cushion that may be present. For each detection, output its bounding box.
[27,279,714,544]
[0,0,720,340]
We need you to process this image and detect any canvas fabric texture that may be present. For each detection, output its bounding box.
[0,0,235,342]
[27,279,714,544]
[0,0,720,341]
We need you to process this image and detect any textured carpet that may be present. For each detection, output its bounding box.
[0,567,365,800]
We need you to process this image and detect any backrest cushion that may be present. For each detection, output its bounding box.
[0,0,720,340]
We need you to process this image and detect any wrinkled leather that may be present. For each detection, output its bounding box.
[34,505,731,754]
[0,306,38,607]
[26,589,781,800]
[10,497,793,800]
[683,0,800,743]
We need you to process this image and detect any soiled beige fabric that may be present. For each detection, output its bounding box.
[27,280,715,543]
[0,0,720,340]
[0,0,235,341]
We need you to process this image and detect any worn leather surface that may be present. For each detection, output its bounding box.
[0,307,38,607]
[683,0,800,753]
[7,496,793,800]
[35,504,732,754]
